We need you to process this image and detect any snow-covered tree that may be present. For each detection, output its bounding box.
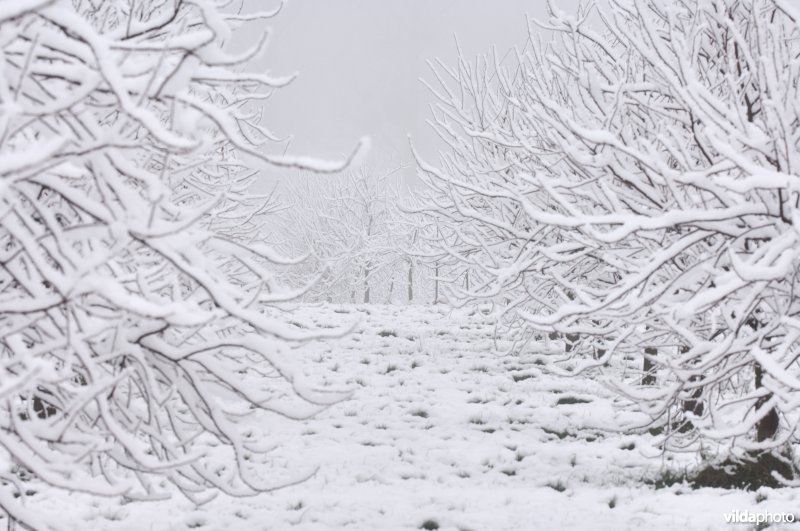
[415,0,800,467]
[0,0,366,527]
[279,166,416,304]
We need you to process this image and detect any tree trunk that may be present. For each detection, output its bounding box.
[680,346,704,417]
[755,362,779,442]
[364,214,374,304]
[434,261,440,304]
[746,318,779,442]
[642,346,657,386]
[408,259,414,302]
[363,265,370,304]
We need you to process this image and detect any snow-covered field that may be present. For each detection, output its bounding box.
[26,305,800,530]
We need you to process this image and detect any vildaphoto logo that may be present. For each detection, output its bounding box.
[724,510,795,524]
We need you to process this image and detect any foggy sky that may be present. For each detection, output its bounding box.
[249,0,581,185]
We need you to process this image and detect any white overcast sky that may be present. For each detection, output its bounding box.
[248,0,581,185]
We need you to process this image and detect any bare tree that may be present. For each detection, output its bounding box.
[0,0,365,527]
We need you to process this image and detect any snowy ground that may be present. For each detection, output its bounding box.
[24,305,800,530]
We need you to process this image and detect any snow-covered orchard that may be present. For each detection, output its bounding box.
[1,0,800,529]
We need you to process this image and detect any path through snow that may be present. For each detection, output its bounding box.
[26,305,800,530]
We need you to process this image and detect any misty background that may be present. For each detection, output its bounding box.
[247,0,581,186]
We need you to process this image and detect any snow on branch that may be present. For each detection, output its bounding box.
[417,0,800,457]
[0,0,355,527]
